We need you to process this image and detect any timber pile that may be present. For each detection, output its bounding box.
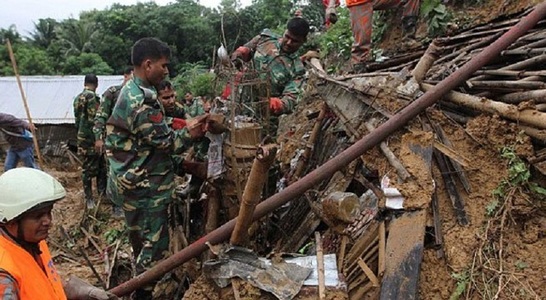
[267,6,546,300]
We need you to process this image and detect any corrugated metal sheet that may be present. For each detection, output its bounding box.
[0,75,124,124]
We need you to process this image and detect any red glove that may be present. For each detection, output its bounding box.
[269,97,284,114]
[172,118,187,130]
[231,46,251,62]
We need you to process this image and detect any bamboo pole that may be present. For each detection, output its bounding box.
[422,83,546,129]
[6,39,43,168]
[315,232,326,300]
[229,144,277,246]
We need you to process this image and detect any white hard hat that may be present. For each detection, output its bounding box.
[0,168,66,222]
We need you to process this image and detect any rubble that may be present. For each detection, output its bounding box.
[44,3,546,300]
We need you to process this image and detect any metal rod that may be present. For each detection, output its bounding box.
[109,2,546,296]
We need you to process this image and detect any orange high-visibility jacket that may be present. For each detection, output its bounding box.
[0,235,67,300]
[345,0,370,7]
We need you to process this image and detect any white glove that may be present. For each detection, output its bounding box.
[63,275,118,300]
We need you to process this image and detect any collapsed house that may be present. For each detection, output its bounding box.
[173,6,546,300]
[43,6,546,300]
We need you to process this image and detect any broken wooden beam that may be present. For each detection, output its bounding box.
[431,123,472,193]
[412,41,441,83]
[431,192,445,259]
[364,119,411,182]
[433,149,469,226]
[380,210,427,300]
[292,102,327,182]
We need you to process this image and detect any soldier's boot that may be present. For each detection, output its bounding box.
[112,205,124,220]
[83,180,95,210]
[97,172,107,199]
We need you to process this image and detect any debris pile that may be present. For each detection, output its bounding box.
[50,4,546,300]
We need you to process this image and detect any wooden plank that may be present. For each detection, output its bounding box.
[378,221,386,276]
[315,232,326,300]
[433,149,469,225]
[357,257,380,287]
[433,141,471,167]
[380,210,427,300]
[431,192,445,259]
[431,122,472,193]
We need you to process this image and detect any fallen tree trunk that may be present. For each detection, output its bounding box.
[422,83,546,129]
[109,3,546,295]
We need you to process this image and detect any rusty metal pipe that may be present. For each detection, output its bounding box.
[109,3,546,296]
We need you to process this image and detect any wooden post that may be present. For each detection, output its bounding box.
[315,232,326,300]
[6,39,44,168]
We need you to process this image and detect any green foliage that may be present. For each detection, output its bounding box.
[0,0,325,75]
[172,62,219,97]
[316,7,353,63]
[0,44,55,76]
[450,271,470,300]
[514,260,528,270]
[104,228,124,244]
[63,53,113,75]
[30,18,58,49]
[421,0,451,36]
[372,11,389,44]
[489,147,545,216]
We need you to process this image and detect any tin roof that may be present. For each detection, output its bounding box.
[0,75,124,124]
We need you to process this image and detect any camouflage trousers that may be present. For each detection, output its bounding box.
[81,153,107,199]
[349,0,420,64]
[123,202,170,292]
[192,137,210,162]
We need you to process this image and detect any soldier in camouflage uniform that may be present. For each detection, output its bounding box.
[158,80,185,120]
[230,17,310,135]
[73,74,106,209]
[182,92,206,119]
[105,38,209,300]
[93,66,133,150]
[93,67,133,217]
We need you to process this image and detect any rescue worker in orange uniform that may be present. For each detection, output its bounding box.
[0,168,117,299]
[324,0,420,73]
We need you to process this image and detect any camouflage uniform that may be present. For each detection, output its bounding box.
[183,97,205,119]
[183,98,210,161]
[73,87,107,201]
[240,29,306,135]
[93,84,123,142]
[244,29,306,114]
[105,77,193,292]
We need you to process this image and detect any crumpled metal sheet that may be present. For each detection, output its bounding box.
[203,246,312,300]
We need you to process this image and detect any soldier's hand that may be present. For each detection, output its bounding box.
[205,114,228,134]
[269,97,284,114]
[187,115,208,139]
[25,122,36,132]
[301,50,320,61]
[94,139,104,154]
